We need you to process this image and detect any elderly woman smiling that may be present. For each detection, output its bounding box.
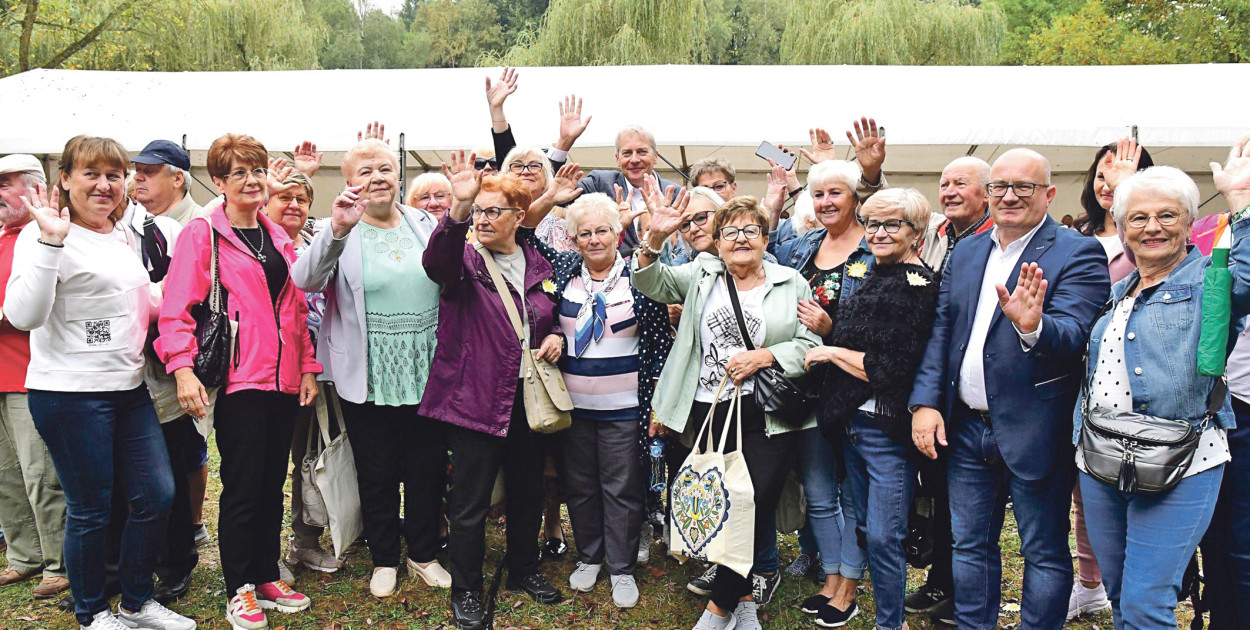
[805,188,939,630]
[521,189,672,608]
[634,195,819,630]
[1072,143,1250,630]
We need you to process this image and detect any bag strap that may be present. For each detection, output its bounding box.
[474,243,525,345]
[1081,275,1140,419]
[723,275,758,352]
[712,383,744,455]
[142,214,171,282]
[693,374,732,454]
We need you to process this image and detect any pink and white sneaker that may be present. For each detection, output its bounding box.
[256,581,311,613]
[225,585,267,630]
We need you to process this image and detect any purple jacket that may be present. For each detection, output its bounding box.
[419,213,560,436]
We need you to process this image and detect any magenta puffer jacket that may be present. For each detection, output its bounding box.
[156,205,320,395]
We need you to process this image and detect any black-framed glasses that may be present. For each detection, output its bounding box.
[718,225,763,241]
[679,211,713,233]
[862,219,914,235]
[986,181,1046,198]
[575,226,614,242]
[471,204,519,220]
[1125,210,1184,229]
[473,157,497,171]
[508,162,544,174]
[228,167,267,182]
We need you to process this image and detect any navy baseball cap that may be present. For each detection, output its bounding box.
[133,140,191,171]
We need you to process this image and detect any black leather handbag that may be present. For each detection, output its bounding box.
[1077,277,1224,495]
[191,229,236,388]
[724,275,820,426]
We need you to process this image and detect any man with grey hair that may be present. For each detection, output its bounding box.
[133,140,204,225]
[0,154,69,599]
[576,125,682,255]
[910,148,1109,630]
[920,156,996,275]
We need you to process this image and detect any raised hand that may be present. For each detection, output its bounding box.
[485,67,519,111]
[847,116,885,183]
[330,184,367,239]
[762,159,790,220]
[267,157,298,196]
[357,121,389,145]
[996,262,1047,335]
[614,184,643,225]
[644,185,692,239]
[1212,138,1250,215]
[22,183,69,245]
[799,128,838,165]
[546,162,584,205]
[442,150,484,221]
[292,141,323,177]
[1101,137,1143,192]
[555,94,592,151]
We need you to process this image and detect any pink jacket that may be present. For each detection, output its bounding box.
[156,206,320,395]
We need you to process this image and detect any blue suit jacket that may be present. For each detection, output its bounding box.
[908,217,1110,480]
[576,170,682,256]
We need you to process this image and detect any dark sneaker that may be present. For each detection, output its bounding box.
[800,593,831,615]
[687,564,717,597]
[506,572,564,605]
[815,600,859,628]
[904,584,951,614]
[449,591,486,630]
[931,597,955,626]
[750,570,781,607]
[541,537,568,560]
[785,552,817,579]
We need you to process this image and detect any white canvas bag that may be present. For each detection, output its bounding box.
[668,376,756,578]
[301,383,364,558]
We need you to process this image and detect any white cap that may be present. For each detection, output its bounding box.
[0,154,44,178]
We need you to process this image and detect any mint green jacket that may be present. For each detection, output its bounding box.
[631,252,821,438]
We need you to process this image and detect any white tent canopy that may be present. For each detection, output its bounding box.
[2,64,1247,215]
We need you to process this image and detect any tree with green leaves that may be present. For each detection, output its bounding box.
[781,0,1005,65]
[0,0,148,75]
[410,0,504,68]
[1017,0,1173,64]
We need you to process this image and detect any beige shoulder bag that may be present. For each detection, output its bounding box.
[475,243,573,433]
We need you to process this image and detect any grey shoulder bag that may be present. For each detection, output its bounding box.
[1077,276,1225,495]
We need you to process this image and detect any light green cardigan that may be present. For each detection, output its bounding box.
[631,252,821,438]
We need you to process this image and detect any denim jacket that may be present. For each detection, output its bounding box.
[1072,213,1250,442]
[769,221,876,305]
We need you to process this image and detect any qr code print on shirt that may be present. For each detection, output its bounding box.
[85,319,112,347]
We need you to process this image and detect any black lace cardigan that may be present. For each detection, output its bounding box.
[817,262,939,446]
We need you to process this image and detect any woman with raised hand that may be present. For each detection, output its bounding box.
[805,188,940,630]
[157,134,320,630]
[290,138,449,599]
[634,193,819,630]
[421,151,566,630]
[5,136,193,630]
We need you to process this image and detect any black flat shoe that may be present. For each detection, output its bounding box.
[449,591,487,630]
[506,572,564,605]
[541,537,568,560]
[815,600,859,628]
[801,593,831,614]
[153,570,194,604]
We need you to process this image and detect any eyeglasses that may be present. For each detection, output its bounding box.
[274,192,311,208]
[1125,210,1183,229]
[508,162,544,174]
[417,192,450,205]
[473,158,497,171]
[679,211,713,233]
[705,180,733,195]
[228,167,267,183]
[471,204,519,220]
[986,181,1046,198]
[718,225,763,241]
[575,227,614,242]
[862,219,914,235]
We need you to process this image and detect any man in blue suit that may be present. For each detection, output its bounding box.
[575,125,683,255]
[909,148,1110,630]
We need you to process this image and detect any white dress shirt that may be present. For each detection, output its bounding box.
[626,179,648,234]
[958,220,1045,411]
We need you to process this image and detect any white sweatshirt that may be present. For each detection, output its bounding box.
[4,221,151,392]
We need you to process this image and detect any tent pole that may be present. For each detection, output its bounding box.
[182,133,216,197]
[399,132,407,202]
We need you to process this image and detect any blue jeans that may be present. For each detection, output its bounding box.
[843,412,914,629]
[795,427,866,578]
[29,387,174,625]
[1082,467,1222,629]
[947,411,1072,630]
[1202,401,1250,629]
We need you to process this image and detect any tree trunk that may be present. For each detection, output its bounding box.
[19,0,38,72]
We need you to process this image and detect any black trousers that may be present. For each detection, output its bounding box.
[156,416,200,582]
[919,452,954,592]
[445,386,544,593]
[340,400,447,567]
[688,397,796,612]
[214,390,297,593]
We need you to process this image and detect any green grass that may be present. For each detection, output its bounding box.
[1,440,1191,629]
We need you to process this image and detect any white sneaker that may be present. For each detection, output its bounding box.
[569,562,602,593]
[731,601,762,630]
[638,522,653,564]
[691,608,737,630]
[225,585,267,630]
[82,610,130,630]
[406,558,451,588]
[1067,581,1111,620]
[369,567,398,598]
[611,574,640,608]
[118,599,197,630]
